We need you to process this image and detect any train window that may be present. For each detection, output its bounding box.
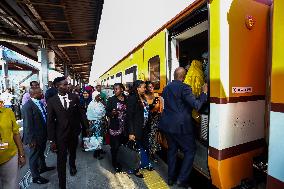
[125,66,137,82]
[148,55,160,89]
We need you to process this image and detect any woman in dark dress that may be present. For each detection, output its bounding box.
[106,83,127,172]
[127,80,153,178]
[144,81,162,162]
[79,90,92,150]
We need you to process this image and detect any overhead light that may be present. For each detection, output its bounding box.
[0,39,28,45]
[58,43,88,47]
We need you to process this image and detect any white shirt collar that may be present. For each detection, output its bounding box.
[58,93,68,98]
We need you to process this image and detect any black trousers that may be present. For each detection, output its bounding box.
[28,141,47,178]
[110,134,125,167]
[56,135,78,189]
[165,133,196,183]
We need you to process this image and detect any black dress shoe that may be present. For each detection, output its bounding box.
[114,166,122,173]
[177,181,192,189]
[32,176,49,184]
[134,172,144,178]
[100,149,106,154]
[39,166,56,174]
[70,167,77,176]
[168,179,176,186]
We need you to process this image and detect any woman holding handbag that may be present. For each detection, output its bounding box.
[127,80,153,178]
[106,83,127,172]
[86,91,106,159]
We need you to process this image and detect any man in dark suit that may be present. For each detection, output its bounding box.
[22,87,55,184]
[47,77,88,189]
[159,67,208,188]
[45,81,58,102]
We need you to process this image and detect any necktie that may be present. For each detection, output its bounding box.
[39,101,47,123]
[63,97,67,109]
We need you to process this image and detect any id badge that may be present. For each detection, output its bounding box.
[0,142,9,150]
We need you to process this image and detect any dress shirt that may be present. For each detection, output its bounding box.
[58,94,70,109]
[31,98,47,123]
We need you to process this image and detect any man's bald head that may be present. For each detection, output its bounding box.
[29,87,43,100]
[174,67,187,81]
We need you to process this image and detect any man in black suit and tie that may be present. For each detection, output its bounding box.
[47,77,89,189]
[22,88,55,184]
[159,67,208,188]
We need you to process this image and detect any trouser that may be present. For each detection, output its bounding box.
[165,133,196,183]
[110,134,124,167]
[0,154,19,189]
[29,141,47,178]
[56,135,78,189]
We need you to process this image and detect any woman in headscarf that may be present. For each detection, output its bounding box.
[86,91,106,159]
[80,90,92,150]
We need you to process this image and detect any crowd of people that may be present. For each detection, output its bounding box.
[0,67,208,189]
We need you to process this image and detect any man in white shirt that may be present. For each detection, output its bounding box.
[46,77,88,189]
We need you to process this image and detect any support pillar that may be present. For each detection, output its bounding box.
[64,63,69,77]
[48,50,55,70]
[38,48,49,92]
[0,48,8,90]
[73,73,75,86]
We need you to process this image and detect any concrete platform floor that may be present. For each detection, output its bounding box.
[19,145,186,189]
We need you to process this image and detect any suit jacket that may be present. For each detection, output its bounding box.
[22,99,47,145]
[47,93,88,143]
[126,94,145,140]
[45,87,58,102]
[159,80,207,135]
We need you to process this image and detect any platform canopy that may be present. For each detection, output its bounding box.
[0,0,103,82]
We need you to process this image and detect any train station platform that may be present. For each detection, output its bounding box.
[19,145,174,189]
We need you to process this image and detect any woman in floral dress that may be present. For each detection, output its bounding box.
[86,91,106,159]
[144,81,162,162]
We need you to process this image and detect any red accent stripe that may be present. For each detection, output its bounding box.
[267,175,284,189]
[271,103,284,113]
[210,95,265,104]
[209,139,266,160]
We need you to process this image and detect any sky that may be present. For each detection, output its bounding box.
[89,0,195,84]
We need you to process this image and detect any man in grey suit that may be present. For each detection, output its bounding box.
[22,88,55,184]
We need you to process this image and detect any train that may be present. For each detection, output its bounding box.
[99,0,283,188]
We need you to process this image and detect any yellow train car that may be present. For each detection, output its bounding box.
[267,0,284,188]
[100,0,283,188]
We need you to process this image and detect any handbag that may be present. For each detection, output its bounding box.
[117,141,151,170]
[155,131,168,149]
[117,141,140,170]
[83,135,103,151]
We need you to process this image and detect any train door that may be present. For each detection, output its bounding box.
[168,3,210,178]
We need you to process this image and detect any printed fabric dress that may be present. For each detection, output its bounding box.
[146,96,162,155]
[109,101,127,137]
[86,100,106,149]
